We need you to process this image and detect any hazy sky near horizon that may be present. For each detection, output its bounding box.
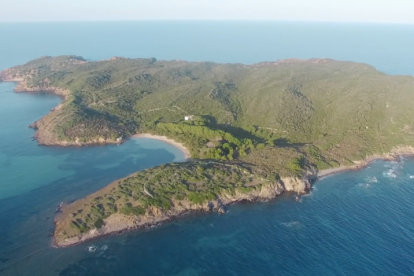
[1,0,413,24]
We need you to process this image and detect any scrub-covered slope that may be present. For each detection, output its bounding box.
[1,56,413,165]
[54,160,312,247]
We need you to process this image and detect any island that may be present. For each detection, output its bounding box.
[1,55,413,247]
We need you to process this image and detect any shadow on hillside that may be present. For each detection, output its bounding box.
[273,138,307,148]
[200,115,266,143]
[219,125,267,142]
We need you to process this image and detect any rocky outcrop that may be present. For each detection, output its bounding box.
[14,84,70,98]
[280,176,312,194]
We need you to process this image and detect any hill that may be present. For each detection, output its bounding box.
[1,56,413,166]
[1,56,414,246]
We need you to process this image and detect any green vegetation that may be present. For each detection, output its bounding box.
[56,161,271,237]
[3,56,414,167]
[153,119,253,159]
[3,56,413,170]
[11,56,413,243]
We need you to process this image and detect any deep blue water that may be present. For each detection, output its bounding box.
[0,21,414,276]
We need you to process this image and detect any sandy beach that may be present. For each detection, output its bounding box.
[317,165,357,178]
[131,133,191,159]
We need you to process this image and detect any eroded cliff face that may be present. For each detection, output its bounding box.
[54,177,312,247]
[281,176,312,194]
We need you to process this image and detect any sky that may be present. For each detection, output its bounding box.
[1,0,414,24]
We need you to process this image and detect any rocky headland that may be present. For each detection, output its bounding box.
[54,167,314,247]
[0,66,125,147]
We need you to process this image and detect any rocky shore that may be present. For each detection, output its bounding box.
[53,175,313,247]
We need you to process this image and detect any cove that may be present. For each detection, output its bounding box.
[0,82,185,275]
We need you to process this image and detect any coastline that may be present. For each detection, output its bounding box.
[53,176,303,248]
[1,77,193,155]
[3,70,414,248]
[53,209,194,248]
[51,145,414,248]
[317,148,414,179]
[131,133,191,159]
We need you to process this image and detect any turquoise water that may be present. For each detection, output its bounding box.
[1,21,414,275]
[0,82,185,200]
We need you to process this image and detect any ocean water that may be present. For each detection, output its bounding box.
[0,21,414,275]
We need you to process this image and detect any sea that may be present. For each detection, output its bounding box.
[0,21,414,276]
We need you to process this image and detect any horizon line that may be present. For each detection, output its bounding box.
[0,19,413,25]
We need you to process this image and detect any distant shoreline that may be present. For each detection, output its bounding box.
[317,151,414,179]
[131,133,191,159]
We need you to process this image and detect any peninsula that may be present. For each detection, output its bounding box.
[1,55,413,247]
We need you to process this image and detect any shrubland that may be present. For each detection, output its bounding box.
[2,56,414,240]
